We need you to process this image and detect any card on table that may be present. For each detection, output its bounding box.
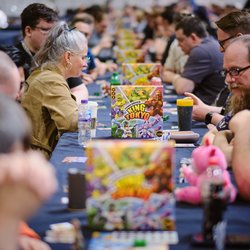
[62,156,87,163]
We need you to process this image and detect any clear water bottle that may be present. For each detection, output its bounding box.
[78,100,91,147]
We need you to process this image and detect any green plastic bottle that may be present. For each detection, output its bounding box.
[110,71,120,85]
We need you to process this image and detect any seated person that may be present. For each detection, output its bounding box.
[203,34,250,174]
[0,93,57,250]
[8,3,59,79]
[162,12,189,79]
[67,13,117,104]
[21,22,88,159]
[164,16,225,105]
[0,45,29,101]
[228,110,250,201]
[184,10,250,125]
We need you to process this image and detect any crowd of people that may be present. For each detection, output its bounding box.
[0,0,250,248]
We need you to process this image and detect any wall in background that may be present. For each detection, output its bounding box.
[1,0,247,17]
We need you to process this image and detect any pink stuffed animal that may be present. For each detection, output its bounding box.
[175,140,237,204]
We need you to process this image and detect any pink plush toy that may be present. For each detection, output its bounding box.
[175,140,237,204]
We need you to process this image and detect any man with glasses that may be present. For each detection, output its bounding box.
[185,10,250,126]
[7,3,58,79]
[212,35,250,201]
[215,35,250,132]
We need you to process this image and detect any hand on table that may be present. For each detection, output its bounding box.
[184,92,210,121]
[18,236,51,250]
[81,73,94,85]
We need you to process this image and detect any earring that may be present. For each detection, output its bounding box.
[66,62,72,71]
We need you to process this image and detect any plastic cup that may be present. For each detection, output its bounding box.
[176,98,193,131]
[88,101,98,137]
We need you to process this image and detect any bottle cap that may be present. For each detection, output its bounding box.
[133,239,146,247]
[110,71,120,85]
[176,98,193,106]
[81,99,88,104]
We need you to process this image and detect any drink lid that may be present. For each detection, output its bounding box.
[81,99,88,104]
[176,98,193,106]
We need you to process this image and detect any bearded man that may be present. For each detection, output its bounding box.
[216,35,250,131]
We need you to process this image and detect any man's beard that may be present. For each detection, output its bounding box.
[229,88,250,115]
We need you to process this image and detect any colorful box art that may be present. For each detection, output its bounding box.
[114,49,145,65]
[115,28,136,40]
[111,85,163,139]
[85,139,176,231]
[116,39,138,49]
[122,63,162,85]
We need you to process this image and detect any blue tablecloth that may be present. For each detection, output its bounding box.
[28,82,250,250]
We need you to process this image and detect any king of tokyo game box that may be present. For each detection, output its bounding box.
[111,85,163,139]
[85,140,176,231]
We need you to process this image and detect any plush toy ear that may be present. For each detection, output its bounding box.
[205,138,210,146]
[210,148,216,157]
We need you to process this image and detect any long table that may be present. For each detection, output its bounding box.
[28,82,250,250]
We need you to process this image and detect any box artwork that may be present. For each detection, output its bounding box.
[114,49,145,65]
[116,39,139,49]
[122,63,162,85]
[111,85,163,139]
[85,140,176,231]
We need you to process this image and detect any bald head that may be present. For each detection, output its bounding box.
[0,51,21,99]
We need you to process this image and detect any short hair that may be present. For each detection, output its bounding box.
[84,5,105,23]
[21,3,59,36]
[0,45,29,79]
[0,93,31,152]
[0,51,18,86]
[34,21,87,69]
[215,10,250,36]
[175,16,207,38]
[71,13,95,27]
[228,34,250,62]
[161,9,175,24]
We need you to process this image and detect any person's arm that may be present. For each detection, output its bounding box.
[229,110,250,201]
[213,130,233,166]
[163,71,195,94]
[43,79,79,132]
[18,235,51,250]
[184,92,223,125]
[91,35,112,56]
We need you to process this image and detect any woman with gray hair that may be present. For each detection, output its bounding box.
[21,21,88,159]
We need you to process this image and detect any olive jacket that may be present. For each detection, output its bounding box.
[21,66,78,158]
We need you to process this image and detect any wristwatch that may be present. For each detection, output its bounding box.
[205,112,214,125]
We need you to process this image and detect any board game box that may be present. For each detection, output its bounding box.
[114,49,145,65]
[85,139,176,231]
[111,85,163,139]
[122,63,162,85]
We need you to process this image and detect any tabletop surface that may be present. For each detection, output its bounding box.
[28,81,250,250]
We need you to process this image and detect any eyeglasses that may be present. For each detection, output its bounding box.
[218,35,236,50]
[34,26,51,35]
[71,52,91,64]
[220,65,250,77]
[83,55,91,64]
